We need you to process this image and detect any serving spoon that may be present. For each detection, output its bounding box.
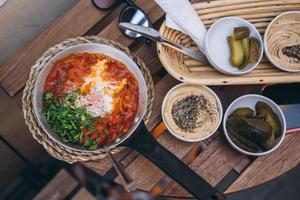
[104,146,136,192]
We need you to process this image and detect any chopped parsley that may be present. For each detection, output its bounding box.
[42,91,97,149]
[84,137,98,150]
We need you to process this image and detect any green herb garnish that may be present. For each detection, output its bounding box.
[42,91,97,149]
[84,137,98,150]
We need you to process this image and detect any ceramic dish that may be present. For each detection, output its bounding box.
[162,83,223,142]
[205,17,263,75]
[223,94,286,156]
[264,11,300,72]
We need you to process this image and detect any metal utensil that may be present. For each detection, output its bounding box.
[104,146,136,192]
[119,22,208,64]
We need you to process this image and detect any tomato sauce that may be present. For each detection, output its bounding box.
[44,52,139,146]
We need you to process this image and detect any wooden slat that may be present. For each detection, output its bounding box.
[225,132,300,194]
[34,169,78,200]
[71,187,96,200]
[131,41,164,75]
[0,88,45,163]
[0,140,27,200]
[146,75,180,131]
[0,0,109,96]
[233,156,252,174]
[163,135,249,197]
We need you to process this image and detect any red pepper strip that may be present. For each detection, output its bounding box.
[81,130,95,144]
[90,131,99,139]
[98,134,107,145]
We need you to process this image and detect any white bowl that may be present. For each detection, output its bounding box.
[161,83,223,142]
[223,94,286,156]
[205,17,263,75]
[264,11,300,72]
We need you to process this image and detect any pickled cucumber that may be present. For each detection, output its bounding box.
[227,121,261,152]
[249,37,260,63]
[229,107,254,118]
[256,101,281,138]
[241,37,250,68]
[234,27,250,40]
[227,36,244,68]
[227,117,272,144]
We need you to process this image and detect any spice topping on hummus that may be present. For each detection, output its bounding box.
[163,84,220,140]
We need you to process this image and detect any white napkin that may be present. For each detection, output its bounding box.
[0,0,7,7]
[155,0,207,51]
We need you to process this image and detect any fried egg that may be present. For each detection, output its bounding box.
[75,59,127,117]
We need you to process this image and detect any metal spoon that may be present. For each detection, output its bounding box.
[104,146,136,192]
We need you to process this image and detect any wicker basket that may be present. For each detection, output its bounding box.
[157,0,300,85]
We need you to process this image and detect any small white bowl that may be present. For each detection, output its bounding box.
[162,83,223,142]
[205,17,263,75]
[223,94,286,156]
[264,11,300,72]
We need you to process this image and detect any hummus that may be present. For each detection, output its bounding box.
[162,84,220,140]
[266,13,300,70]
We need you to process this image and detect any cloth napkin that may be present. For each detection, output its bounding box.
[155,0,207,50]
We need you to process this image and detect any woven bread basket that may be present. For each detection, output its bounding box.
[157,0,300,85]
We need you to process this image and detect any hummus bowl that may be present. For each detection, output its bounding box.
[264,11,300,72]
[162,83,223,142]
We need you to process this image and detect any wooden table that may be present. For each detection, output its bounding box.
[1,0,299,198]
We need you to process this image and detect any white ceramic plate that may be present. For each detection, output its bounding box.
[223,94,286,156]
[205,17,263,75]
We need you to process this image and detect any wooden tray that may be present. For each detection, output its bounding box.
[157,0,300,85]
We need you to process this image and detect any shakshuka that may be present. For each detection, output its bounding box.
[42,52,139,149]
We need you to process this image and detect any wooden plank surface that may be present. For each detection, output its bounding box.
[163,135,249,196]
[71,188,96,200]
[33,169,78,200]
[0,88,45,163]
[0,140,27,200]
[225,132,300,194]
[115,130,199,191]
[0,0,109,96]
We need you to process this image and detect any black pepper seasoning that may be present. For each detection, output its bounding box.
[282,45,300,62]
[171,95,206,132]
